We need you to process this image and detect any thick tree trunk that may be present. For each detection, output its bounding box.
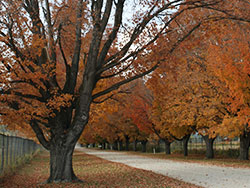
[47,143,80,183]
[203,135,215,159]
[125,136,129,151]
[141,140,147,153]
[239,132,250,160]
[183,134,191,156]
[133,140,137,151]
[164,139,171,155]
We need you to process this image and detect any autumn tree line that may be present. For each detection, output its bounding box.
[0,0,249,183]
[80,3,250,160]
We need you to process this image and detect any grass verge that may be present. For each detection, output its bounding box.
[0,151,202,188]
[0,150,41,179]
[120,150,250,168]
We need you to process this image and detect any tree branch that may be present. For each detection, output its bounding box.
[92,62,159,100]
[63,0,83,94]
[30,120,50,150]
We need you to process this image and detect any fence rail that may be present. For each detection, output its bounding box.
[0,134,41,175]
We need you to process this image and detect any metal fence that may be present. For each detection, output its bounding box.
[0,134,41,175]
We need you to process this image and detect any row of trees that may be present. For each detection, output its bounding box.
[81,9,250,160]
[0,0,249,183]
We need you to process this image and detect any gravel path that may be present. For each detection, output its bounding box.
[78,148,250,188]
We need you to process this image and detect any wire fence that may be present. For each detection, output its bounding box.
[171,136,239,152]
[0,134,42,175]
[131,136,241,156]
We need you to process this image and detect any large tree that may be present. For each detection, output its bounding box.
[0,0,248,183]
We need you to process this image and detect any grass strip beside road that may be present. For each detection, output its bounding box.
[0,151,201,188]
[121,151,250,168]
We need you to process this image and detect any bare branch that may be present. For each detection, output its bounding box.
[92,62,159,100]
[63,0,83,94]
[30,120,50,150]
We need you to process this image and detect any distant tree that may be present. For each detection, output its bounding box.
[206,20,250,160]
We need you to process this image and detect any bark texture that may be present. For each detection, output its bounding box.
[118,140,123,151]
[239,132,250,160]
[141,140,147,152]
[183,134,190,156]
[164,139,171,155]
[113,141,118,150]
[46,136,81,183]
[203,135,215,159]
[133,140,138,151]
[125,136,130,151]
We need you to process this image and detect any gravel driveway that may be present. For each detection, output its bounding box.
[78,148,250,188]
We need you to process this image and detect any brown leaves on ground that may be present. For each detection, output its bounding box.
[0,151,201,188]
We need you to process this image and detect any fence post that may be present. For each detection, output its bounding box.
[13,136,17,163]
[6,136,9,167]
[22,139,25,156]
[0,135,4,173]
[10,136,13,165]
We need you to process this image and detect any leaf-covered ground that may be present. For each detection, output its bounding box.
[0,151,202,188]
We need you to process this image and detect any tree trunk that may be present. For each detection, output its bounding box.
[47,143,80,183]
[203,135,215,159]
[133,140,137,151]
[107,143,111,149]
[118,140,123,151]
[141,140,147,152]
[113,141,118,150]
[125,136,129,151]
[164,139,171,155]
[239,132,250,160]
[101,142,106,150]
[183,134,191,156]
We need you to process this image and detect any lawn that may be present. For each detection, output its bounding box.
[0,151,201,188]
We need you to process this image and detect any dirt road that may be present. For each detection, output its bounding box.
[79,148,250,188]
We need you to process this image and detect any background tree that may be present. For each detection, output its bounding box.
[206,20,250,160]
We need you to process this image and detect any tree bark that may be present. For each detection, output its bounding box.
[101,142,106,150]
[239,132,250,160]
[46,140,80,183]
[113,141,118,150]
[183,134,191,156]
[107,143,111,149]
[118,140,123,151]
[133,140,137,151]
[203,135,215,159]
[141,140,147,153]
[164,139,171,155]
[125,136,130,151]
